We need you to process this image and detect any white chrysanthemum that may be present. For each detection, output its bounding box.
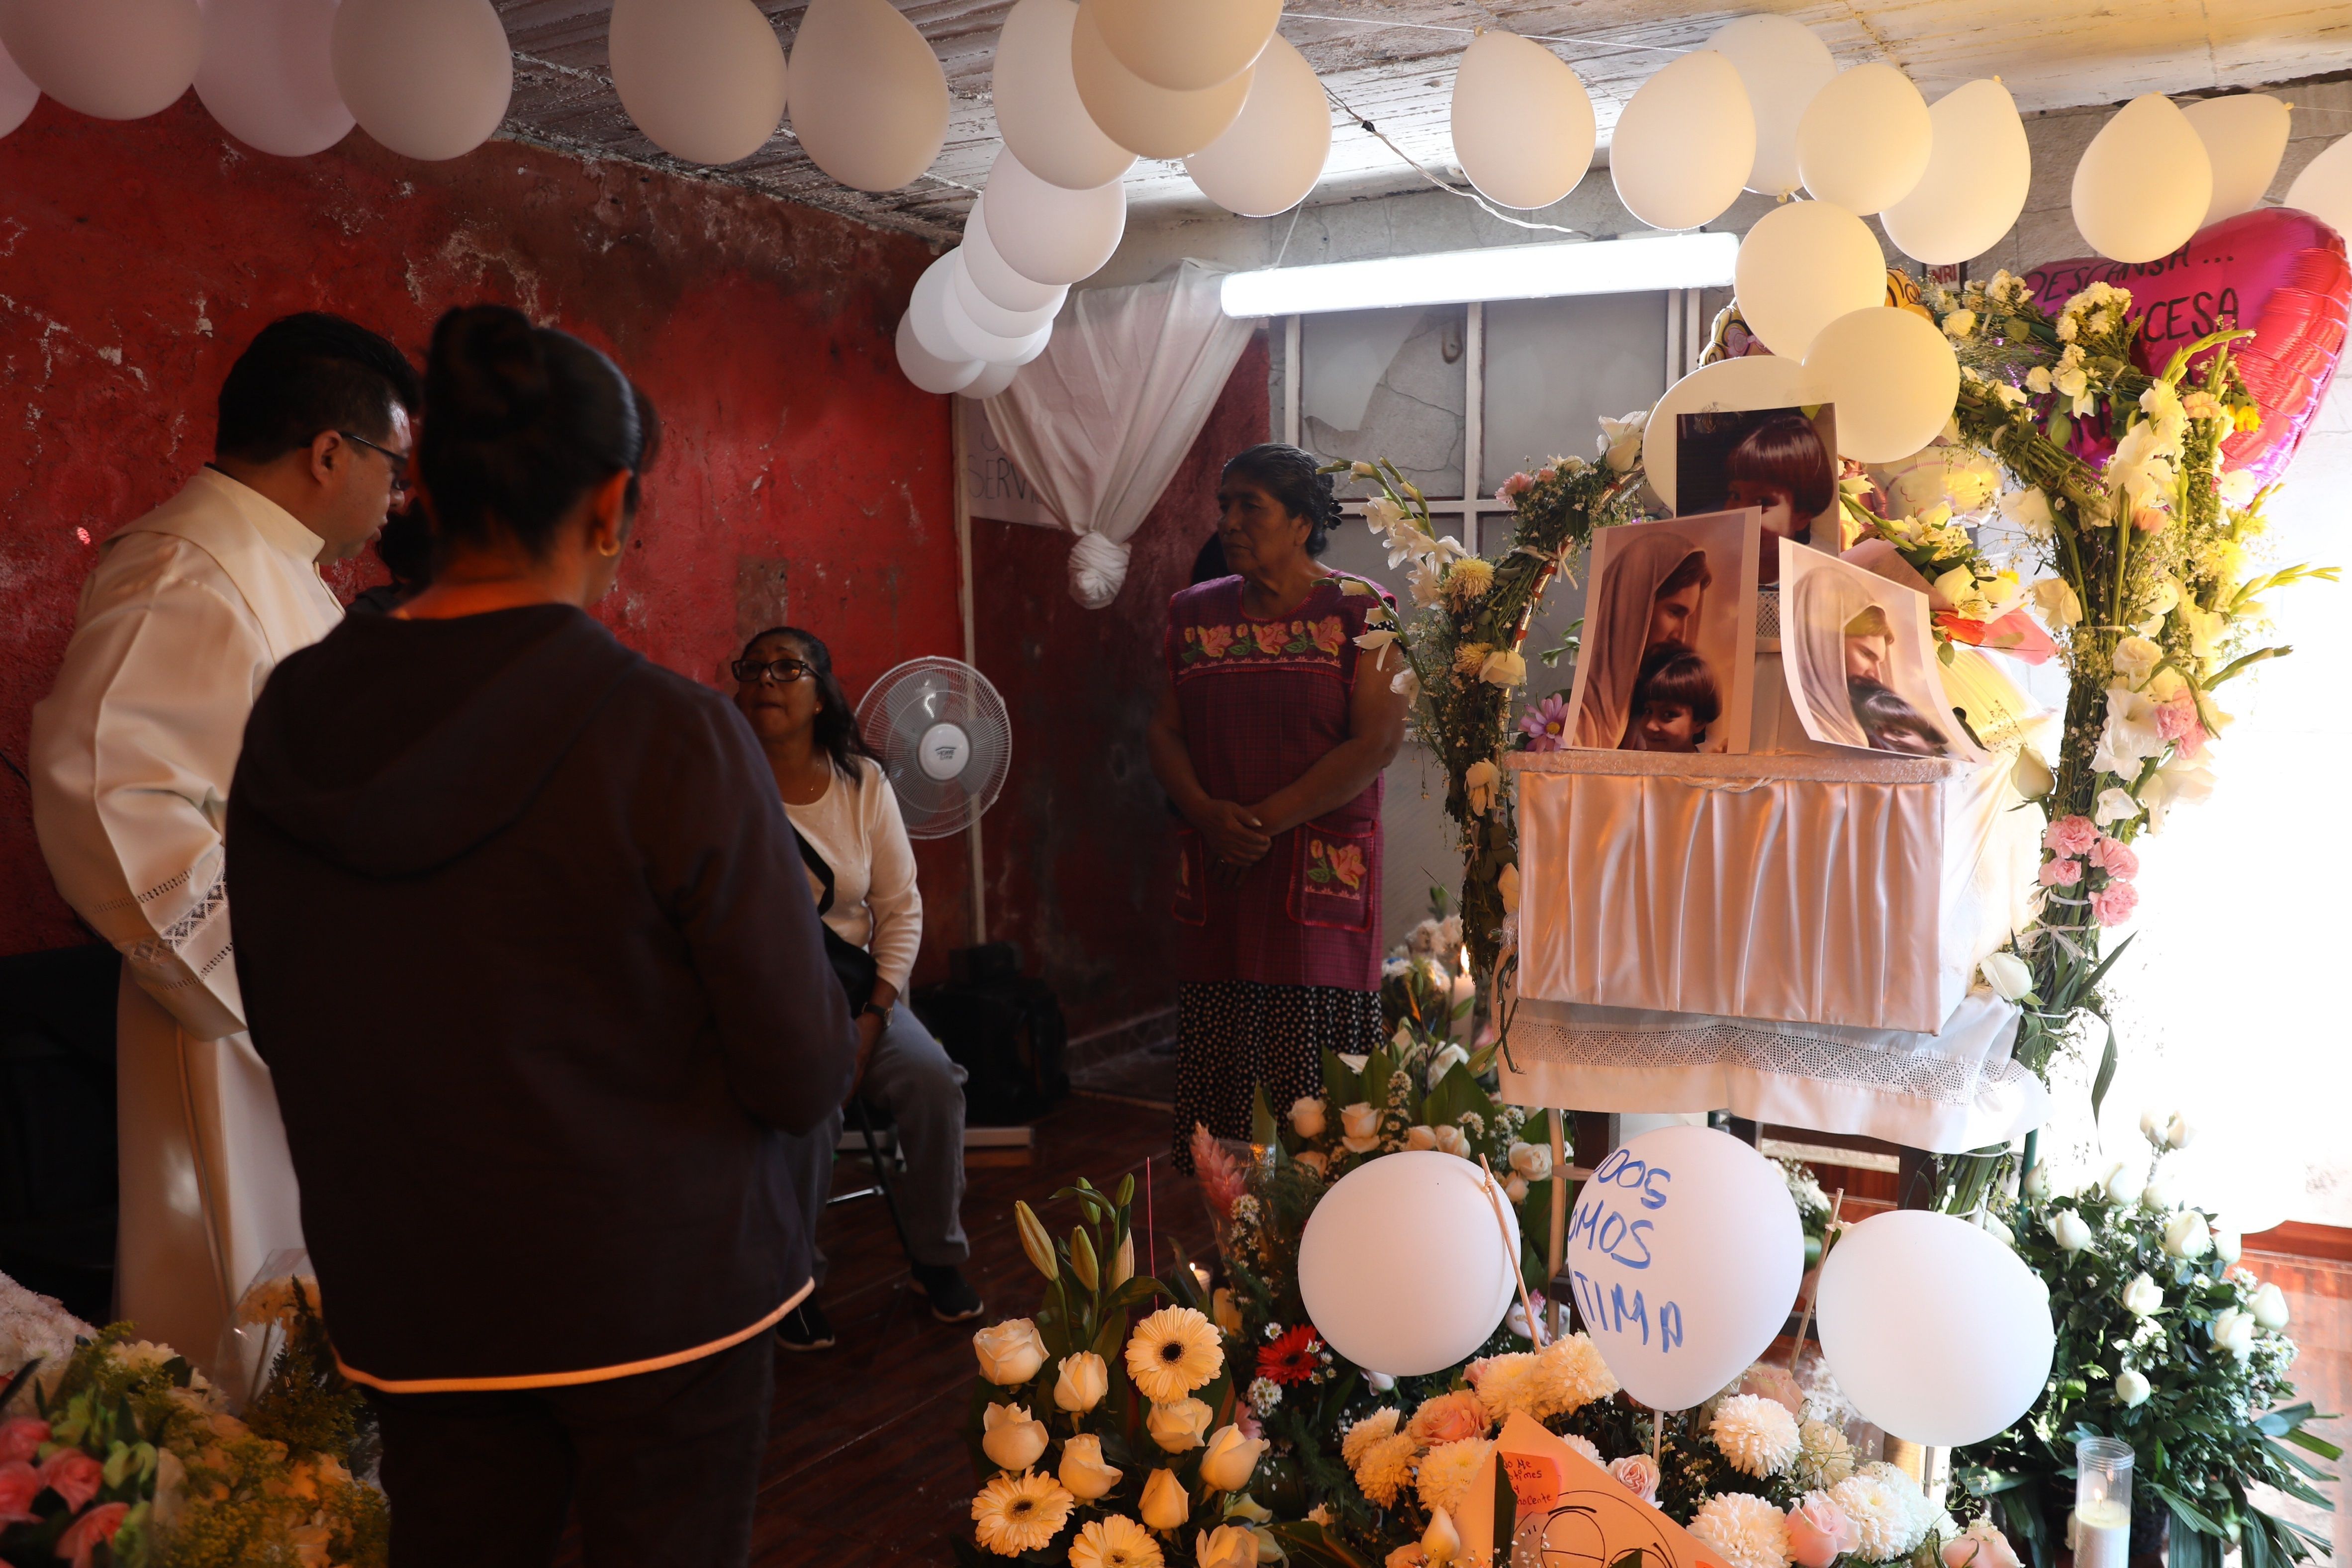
[1861,1462,1939,1550]
[1353,1432,1419,1508]
[1711,1394,1802,1478]
[1561,1433,1602,1467]
[1794,1420,1855,1489]
[1689,1492,1794,1568]
[1469,1354,1539,1424]
[1830,1471,1929,1560]
[1342,1407,1402,1468]
[1530,1333,1618,1418]
[1414,1438,1495,1516]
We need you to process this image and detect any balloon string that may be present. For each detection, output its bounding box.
[1318,81,1592,240]
[1478,1155,1546,1347]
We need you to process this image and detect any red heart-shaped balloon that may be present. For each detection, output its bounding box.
[2025,208,2351,485]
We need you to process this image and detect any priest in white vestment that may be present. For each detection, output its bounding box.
[28,314,419,1378]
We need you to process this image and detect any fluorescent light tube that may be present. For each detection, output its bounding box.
[1220,232,1740,317]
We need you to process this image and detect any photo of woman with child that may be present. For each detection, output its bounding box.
[1783,553,1963,757]
[1569,516,1757,755]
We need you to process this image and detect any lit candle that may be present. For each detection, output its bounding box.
[1449,946,1477,1040]
[2073,1436,2133,1568]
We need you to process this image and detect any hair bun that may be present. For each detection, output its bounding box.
[428,305,550,437]
[1310,467,1341,531]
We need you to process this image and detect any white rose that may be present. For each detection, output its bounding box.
[2166,1115,2197,1151]
[1295,1149,1329,1175]
[1979,950,2034,1002]
[1426,1044,1469,1090]
[2211,1306,2257,1360]
[1199,1424,1269,1492]
[1432,1124,1472,1158]
[2023,1162,2052,1200]
[1289,1096,1327,1139]
[1059,1433,1124,1501]
[1140,1467,1191,1531]
[981,1402,1049,1471]
[2162,1211,2211,1260]
[2121,1272,2165,1318]
[1149,1397,1214,1452]
[1509,1141,1553,1183]
[1055,1351,1110,1413]
[2048,1211,2093,1252]
[1464,758,1501,817]
[2100,1159,2143,1204]
[2138,1107,2169,1143]
[1479,648,1528,688]
[2213,1229,2242,1266]
[1340,1102,1381,1151]
[2250,1282,2290,1331]
[2112,635,2163,686]
[1404,1125,1439,1152]
[1505,1175,1528,1202]
[974,1318,1049,1385]
[2140,1172,2177,1212]
[1196,1524,1258,1568]
[2114,1368,2152,1408]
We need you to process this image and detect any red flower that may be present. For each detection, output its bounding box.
[37,1448,101,1513]
[57,1500,129,1568]
[1257,1325,1323,1386]
[0,1418,46,1465]
[0,1461,40,1525]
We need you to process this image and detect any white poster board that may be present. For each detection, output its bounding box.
[957,396,1060,529]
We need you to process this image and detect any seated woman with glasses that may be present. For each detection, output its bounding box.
[731,627,983,1346]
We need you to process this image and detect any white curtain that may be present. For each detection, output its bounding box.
[983,260,1256,609]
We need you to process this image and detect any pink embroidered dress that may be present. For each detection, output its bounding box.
[1163,571,1392,1164]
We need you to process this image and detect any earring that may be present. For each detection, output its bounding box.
[596,537,622,558]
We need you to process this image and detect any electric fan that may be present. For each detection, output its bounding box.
[854,657,1013,838]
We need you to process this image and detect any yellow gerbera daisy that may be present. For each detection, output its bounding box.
[1124,1305,1223,1404]
[972,1469,1075,1557]
[1069,1515,1165,1568]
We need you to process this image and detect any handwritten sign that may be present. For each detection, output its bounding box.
[957,397,1060,529]
[1562,1125,1803,1411]
[1462,1413,1735,1568]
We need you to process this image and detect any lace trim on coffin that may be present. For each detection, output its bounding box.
[1510,1014,2007,1106]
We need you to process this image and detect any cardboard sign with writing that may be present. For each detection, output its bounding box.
[1462,1413,1734,1568]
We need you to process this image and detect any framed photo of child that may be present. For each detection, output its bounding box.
[1675,403,1840,606]
[1566,511,1761,755]
[1780,542,1987,762]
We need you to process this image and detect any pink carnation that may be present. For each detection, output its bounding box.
[0,1461,40,1525]
[2037,857,2083,887]
[2089,835,2140,878]
[37,1449,101,1513]
[0,1419,46,1465]
[2156,695,2208,758]
[1498,471,1536,499]
[2042,816,2098,856]
[57,1500,129,1568]
[2089,880,2140,927]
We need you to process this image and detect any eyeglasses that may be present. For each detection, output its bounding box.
[732,657,814,685]
[339,429,412,499]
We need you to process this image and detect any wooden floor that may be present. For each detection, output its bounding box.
[545,1094,2347,1565]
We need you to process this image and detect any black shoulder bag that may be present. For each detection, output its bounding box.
[793,830,881,1015]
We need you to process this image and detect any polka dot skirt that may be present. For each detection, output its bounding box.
[1169,980,1385,1171]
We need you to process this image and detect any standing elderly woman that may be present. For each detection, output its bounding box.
[1147,444,1409,1167]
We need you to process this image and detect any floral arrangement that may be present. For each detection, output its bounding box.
[1378,896,1470,1040]
[0,1272,385,1568]
[1330,442,1649,999]
[1955,1113,2338,1568]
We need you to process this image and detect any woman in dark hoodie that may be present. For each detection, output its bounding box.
[229,306,854,1568]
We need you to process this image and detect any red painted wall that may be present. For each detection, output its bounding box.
[0,99,972,975]
[971,336,1270,1035]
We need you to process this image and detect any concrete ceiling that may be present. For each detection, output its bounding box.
[495,0,2352,242]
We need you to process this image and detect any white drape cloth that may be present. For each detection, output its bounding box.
[30,468,337,1377]
[983,260,1255,608]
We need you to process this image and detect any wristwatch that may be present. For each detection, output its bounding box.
[861,1002,892,1021]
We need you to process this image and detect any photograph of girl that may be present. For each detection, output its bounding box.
[1676,405,1838,643]
[1781,544,1984,761]
[1568,512,1760,754]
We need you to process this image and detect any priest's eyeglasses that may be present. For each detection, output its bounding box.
[732,657,815,685]
[339,429,412,500]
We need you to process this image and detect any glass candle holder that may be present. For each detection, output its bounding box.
[2074,1435,2134,1568]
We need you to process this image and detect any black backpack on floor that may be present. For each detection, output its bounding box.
[911,943,1068,1126]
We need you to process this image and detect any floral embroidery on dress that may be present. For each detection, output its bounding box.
[1251,622,1290,656]
[1305,838,1367,890]
[1309,616,1345,656]
[1198,625,1235,659]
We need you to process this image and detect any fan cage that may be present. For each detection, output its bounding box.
[853,657,1013,839]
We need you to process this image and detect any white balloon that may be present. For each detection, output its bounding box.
[1882,79,2031,266]
[1641,354,1820,511]
[915,251,1054,365]
[1447,31,1594,211]
[788,0,948,192]
[1817,1209,2055,1446]
[610,0,786,167]
[953,247,1065,336]
[0,0,199,121]
[1798,64,1931,214]
[1610,50,1754,232]
[1070,1,1249,161]
[331,0,511,162]
[194,0,351,156]
[2286,131,2352,243]
[965,360,1023,398]
[1563,1128,1802,1412]
[0,34,41,139]
[2183,95,2290,227]
[1184,34,1328,217]
[979,145,1127,286]
[993,0,1133,191]
[2073,94,2212,264]
[1705,14,1834,198]
[896,310,983,394]
[963,193,1072,310]
[1734,200,1885,360]
[1298,1151,1521,1378]
[1086,0,1278,94]
[1802,306,1961,464]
